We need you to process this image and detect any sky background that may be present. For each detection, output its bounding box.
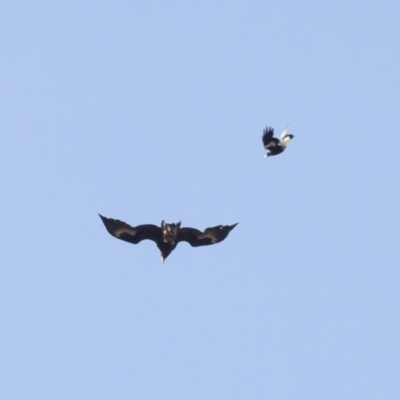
[1,1,400,399]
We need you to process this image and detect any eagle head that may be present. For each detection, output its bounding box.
[161,220,181,245]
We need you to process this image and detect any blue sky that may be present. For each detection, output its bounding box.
[1,1,400,399]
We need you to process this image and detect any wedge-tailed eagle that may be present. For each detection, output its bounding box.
[99,214,238,262]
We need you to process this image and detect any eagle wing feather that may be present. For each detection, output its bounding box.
[99,214,161,244]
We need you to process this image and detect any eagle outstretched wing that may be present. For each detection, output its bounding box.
[177,223,238,247]
[99,214,161,244]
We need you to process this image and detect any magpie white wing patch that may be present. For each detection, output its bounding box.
[279,124,291,139]
[264,141,278,149]
[280,135,292,147]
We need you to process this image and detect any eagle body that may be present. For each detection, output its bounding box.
[99,214,238,262]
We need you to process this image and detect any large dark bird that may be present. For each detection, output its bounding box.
[99,214,238,263]
[262,124,294,158]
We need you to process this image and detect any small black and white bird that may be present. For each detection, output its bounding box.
[99,214,238,263]
[262,124,294,158]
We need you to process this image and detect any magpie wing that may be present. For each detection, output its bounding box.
[99,214,161,244]
[177,223,238,247]
[279,123,291,139]
[262,127,280,149]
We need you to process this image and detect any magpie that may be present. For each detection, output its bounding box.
[262,124,294,158]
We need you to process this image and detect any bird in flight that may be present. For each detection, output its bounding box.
[99,214,238,263]
[262,124,294,158]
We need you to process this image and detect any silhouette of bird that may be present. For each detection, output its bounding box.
[262,124,294,158]
[99,214,238,262]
